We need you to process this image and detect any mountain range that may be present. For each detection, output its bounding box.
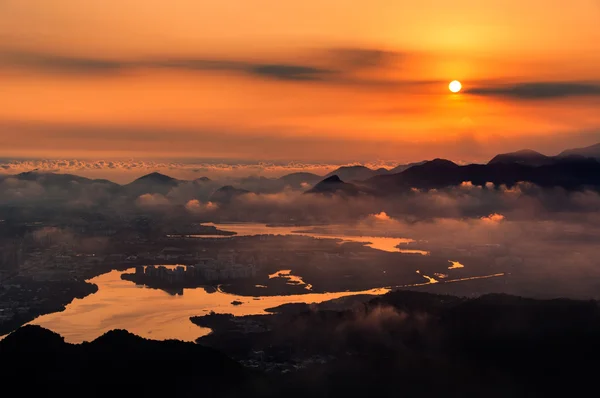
[309,142,600,195]
[360,156,600,195]
[2,142,600,200]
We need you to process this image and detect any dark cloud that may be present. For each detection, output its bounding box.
[1,51,124,74]
[150,58,243,71]
[147,58,331,81]
[0,47,400,83]
[466,82,600,99]
[249,64,332,81]
[327,48,400,69]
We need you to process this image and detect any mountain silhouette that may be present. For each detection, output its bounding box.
[129,172,179,185]
[388,160,428,174]
[14,171,118,188]
[367,157,600,193]
[488,143,600,166]
[488,149,554,167]
[5,142,600,199]
[0,325,254,395]
[278,172,322,188]
[306,175,363,196]
[558,142,600,160]
[325,165,388,182]
[124,172,180,196]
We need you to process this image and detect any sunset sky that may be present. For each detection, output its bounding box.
[2,0,600,178]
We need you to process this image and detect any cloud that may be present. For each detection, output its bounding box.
[0,177,45,201]
[370,211,393,222]
[0,50,368,81]
[0,50,332,81]
[249,64,332,81]
[460,181,480,190]
[0,156,403,183]
[327,48,400,69]
[465,82,600,100]
[209,181,600,227]
[0,51,123,74]
[136,193,170,207]
[185,199,218,213]
[4,172,600,299]
[0,47,402,83]
[480,213,506,223]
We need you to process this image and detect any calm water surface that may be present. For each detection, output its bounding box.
[195,223,430,255]
[26,269,389,343]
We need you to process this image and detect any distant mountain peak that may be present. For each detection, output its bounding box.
[325,165,387,182]
[512,149,544,155]
[429,158,459,166]
[135,172,175,182]
[215,185,242,192]
[123,172,179,195]
[322,175,343,183]
[411,159,459,170]
[17,169,44,177]
[306,175,363,196]
[337,165,369,171]
[558,142,600,159]
[127,172,180,188]
[13,170,99,186]
[209,185,250,203]
[389,160,427,174]
[488,149,552,166]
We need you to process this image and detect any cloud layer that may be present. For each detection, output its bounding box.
[0,158,405,183]
[0,47,403,84]
[3,172,600,298]
[466,82,600,99]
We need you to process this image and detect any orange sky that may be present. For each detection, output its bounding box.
[2,0,600,169]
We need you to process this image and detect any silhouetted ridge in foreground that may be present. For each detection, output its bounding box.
[0,325,259,396]
[3,291,600,397]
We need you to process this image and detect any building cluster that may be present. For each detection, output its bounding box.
[136,251,258,284]
[0,240,24,272]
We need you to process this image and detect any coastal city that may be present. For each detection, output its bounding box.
[133,251,259,285]
[0,208,517,336]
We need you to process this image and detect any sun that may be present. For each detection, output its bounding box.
[449,80,462,93]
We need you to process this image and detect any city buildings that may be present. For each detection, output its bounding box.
[0,240,24,272]
[141,251,257,284]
